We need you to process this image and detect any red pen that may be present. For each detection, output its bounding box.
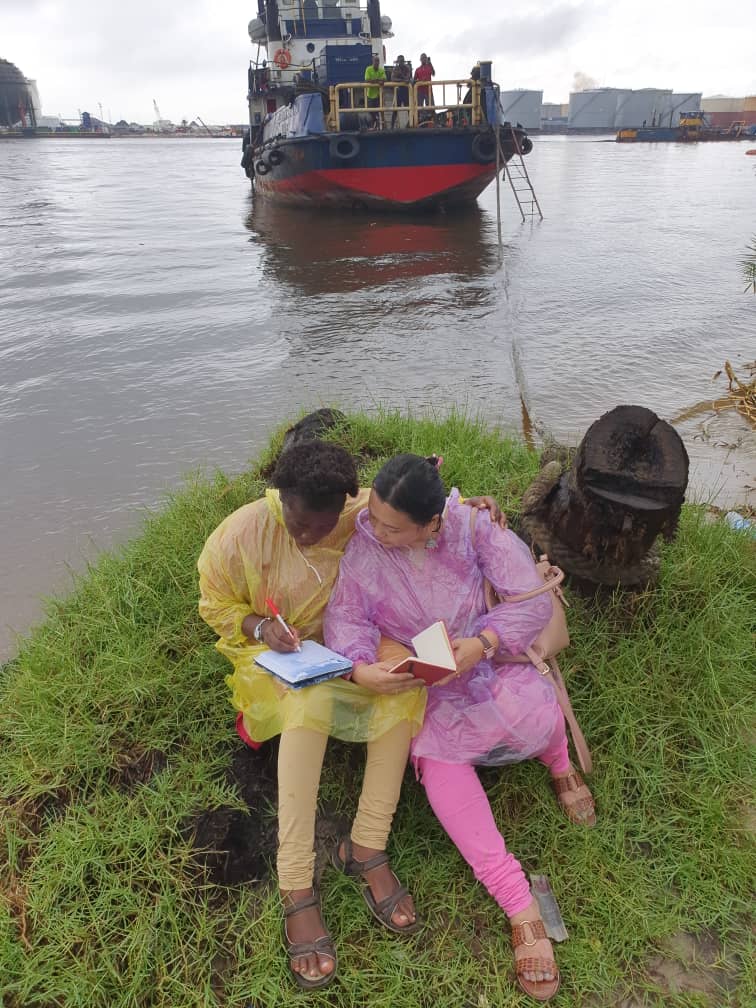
[265,597,301,650]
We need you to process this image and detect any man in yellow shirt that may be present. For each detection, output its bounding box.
[364,54,386,127]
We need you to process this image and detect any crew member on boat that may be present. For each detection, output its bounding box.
[364,54,386,127]
[392,54,411,127]
[414,53,435,108]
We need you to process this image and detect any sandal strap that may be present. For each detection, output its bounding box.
[285,935,335,960]
[339,836,390,876]
[283,892,320,918]
[373,882,410,922]
[552,770,586,795]
[516,956,558,977]
[512,919,548,948]
[354,851,390,873]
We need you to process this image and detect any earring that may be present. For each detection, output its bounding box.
[425,537,438,550]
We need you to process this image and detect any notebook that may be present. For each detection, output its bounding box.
[255,640,353,689]
[388,620,458,686]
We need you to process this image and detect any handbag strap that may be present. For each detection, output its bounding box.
[469,508,591,775]
[525,648,593,775]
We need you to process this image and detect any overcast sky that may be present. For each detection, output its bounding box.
[4,0,754,123]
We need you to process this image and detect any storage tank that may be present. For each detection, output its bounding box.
[658,92,703,128]
[0,58,36,127]
[498,89,543,130]
[614,88,672,128]
[568,88,619,129]
[743,95,756,127]
[26,78,42,120]
[701,94,744,128]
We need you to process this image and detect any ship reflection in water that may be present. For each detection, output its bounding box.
[245,201,498,297]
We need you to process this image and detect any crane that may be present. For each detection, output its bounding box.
[153,99,163,132]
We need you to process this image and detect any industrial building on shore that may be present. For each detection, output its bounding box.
[3,53,753,137]
[0,58,39,128]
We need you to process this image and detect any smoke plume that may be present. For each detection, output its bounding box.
[572,71,599,92]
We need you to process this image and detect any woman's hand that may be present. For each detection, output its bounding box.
[352,661,421,694]
[263,619,301,653]
[451,637,485,675]
[463,496,508,529]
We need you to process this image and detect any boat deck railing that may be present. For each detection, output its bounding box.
[329,80,483,131]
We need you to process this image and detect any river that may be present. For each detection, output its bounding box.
[0,135,754,660]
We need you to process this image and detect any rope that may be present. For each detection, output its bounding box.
[521,515,661,586]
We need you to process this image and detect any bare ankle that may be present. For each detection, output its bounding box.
[509,899,541,926]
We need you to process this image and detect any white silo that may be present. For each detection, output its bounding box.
[497,89,543,130]
[658,92,703,128]
[614,88,672,128]
[568,88,619,128]
[26,78,42,120]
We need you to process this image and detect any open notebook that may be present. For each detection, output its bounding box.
[255,640,352,689]
[388,621,457,686]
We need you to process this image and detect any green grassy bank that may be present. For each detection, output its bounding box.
[1,411,754,1008]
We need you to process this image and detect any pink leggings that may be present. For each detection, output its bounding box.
[418,719,570,917]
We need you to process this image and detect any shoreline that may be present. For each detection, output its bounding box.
[1,411,752,1007]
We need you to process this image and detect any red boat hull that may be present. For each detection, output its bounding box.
[257,162,495,208]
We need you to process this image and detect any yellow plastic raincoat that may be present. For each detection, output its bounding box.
[198,489,426,742]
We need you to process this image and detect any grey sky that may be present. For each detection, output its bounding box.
[3,0,754,123]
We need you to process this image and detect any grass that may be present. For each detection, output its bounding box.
[1,409,754,1008]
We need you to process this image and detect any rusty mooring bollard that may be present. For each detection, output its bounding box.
[521,405,689,590]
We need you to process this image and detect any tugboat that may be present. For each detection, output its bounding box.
[241,0,533,210]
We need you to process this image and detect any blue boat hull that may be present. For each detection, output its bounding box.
[244,126,529,210]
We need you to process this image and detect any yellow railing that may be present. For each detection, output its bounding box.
[329,80,482,131]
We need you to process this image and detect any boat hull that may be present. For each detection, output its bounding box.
[248,128,523,210]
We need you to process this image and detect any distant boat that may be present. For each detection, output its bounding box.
[617,110,749,143]
[241,1,532,211]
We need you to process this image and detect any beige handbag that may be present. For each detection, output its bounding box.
[471,511,592,774]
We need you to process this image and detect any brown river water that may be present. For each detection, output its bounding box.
[0,136,754,660]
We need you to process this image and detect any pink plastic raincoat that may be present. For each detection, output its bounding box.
[324,490,561,766]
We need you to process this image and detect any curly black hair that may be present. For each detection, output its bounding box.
[272,440,359,513]
[373,453,447,524]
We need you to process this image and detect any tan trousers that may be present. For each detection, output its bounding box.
[277,721,413,890]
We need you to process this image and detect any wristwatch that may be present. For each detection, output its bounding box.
[253,617,272,642]
[477,632,497,660]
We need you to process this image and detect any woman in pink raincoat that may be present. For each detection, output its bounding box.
[324,453,596,1003]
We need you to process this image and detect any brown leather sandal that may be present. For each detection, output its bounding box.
[282,890,337,990]
[331,836,422,935]
[552,766,596,826]
[511,918,561,1002]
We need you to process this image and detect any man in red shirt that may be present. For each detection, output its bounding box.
[413,52,435,109]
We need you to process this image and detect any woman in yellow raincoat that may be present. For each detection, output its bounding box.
[198,439,501,990]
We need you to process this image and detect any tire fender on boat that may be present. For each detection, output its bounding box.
[268,148,285,166]
[471,132,497,164]
[255,159,270,176]
[518,136,533,155]
[329,135,360,161]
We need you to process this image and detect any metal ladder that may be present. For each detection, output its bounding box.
[501,126,543,222]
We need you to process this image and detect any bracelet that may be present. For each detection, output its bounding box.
[253,617,272,643]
